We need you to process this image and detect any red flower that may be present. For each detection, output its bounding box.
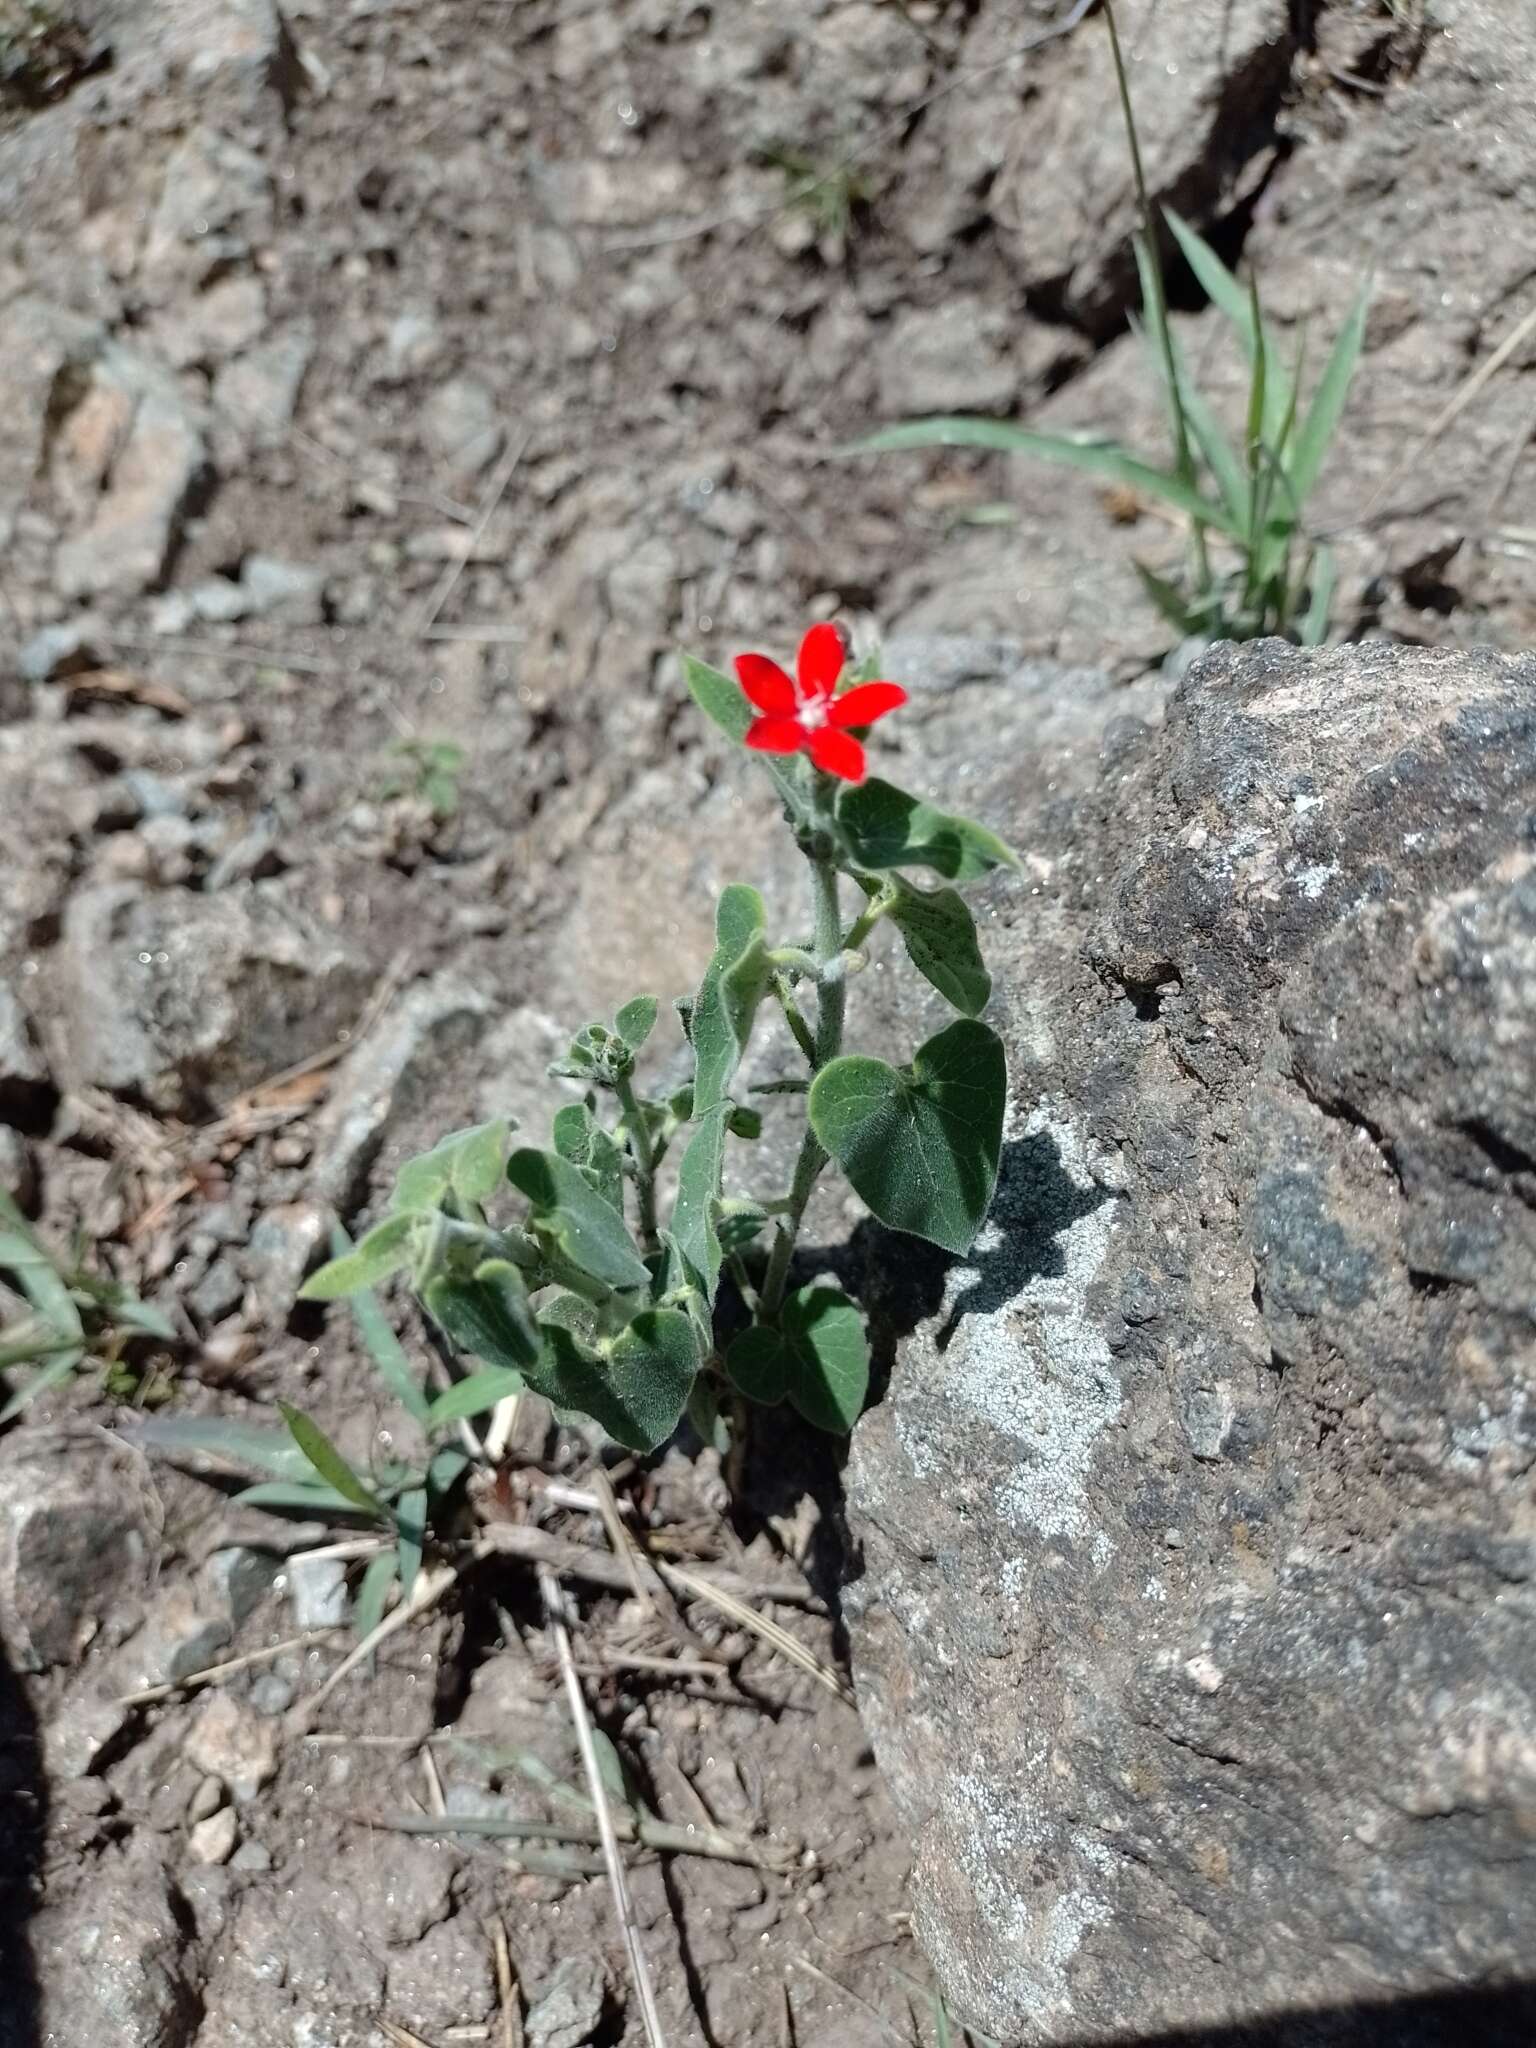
[735,623,906,784]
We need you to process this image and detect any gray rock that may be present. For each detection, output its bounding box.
[309,971,494,1212]
[847,638,1536,2042]
[50,883,371,1116]
[188,1255,244,1326]
[386,1918,498,2038]
[31,1848,199,2048]
[0,296,104,543]
[874,297,1020,418]
[423,375,505,475]
[526,1954,607,2048]
[0,1435,153,1670]
[53,342,210,600]
[183,1692,278,1803]
[140,124,273,300]
[0,1126,34,1207]
[212,321,316,450]
[189,1805,239,1866]
[18,616,107,684]
[242,1199,328,1323]
[286,1553,348,1629]
[0,979,51,1125]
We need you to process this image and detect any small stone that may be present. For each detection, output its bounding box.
[245,1672,295,1716]
[188,1776,225,1825]
[286,1554,347,1630]
[188,1806,239,1866]
[205,1547,280,1628]
[19,616,106,683]
[239,553,324,621]
[229,1837,272,1872]
[213,322,315,448]
[0,1438,153,1670]
[43,1690,133,1782]
[422,375,504,475]
[0,1126,36,1207]
[183,1693,277,1803]
[270,1133,310,1167]
[525,1954,607,2048]
[242,1200,328,1323]
[188,1257,244,1326]
[385,307,445,379]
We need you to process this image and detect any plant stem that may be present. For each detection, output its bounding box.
[613,1074,659,1256]
[771,973,819,1067]
[1102,0,1213,603]
[759,857,844,1319]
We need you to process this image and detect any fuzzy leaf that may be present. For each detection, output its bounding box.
[615,995,659,1052]
[839,779,1018,883]
[299,1214,418,1301]
[423,1258,542,1371]
[882,876,991,1016]
[809,1019,1006,1256]
[551,1103,626,1215]
[682,652,752,744]
[278,1404,388,1518]
[691,885,772,1117]
[529,1311,697,1453]
[671,1107,730,1302]
[726,1284,869,1433]
[393,1119,513,1214]
[506,1149,649,1292]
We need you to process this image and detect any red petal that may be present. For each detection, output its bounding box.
[746,715,808,755]
[829,681,907,730]
[808,727,866,781]
[797,621,846,700]
[734,653,797,716]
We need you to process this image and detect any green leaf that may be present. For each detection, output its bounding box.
[1131,235,1247,534]
[883,876,991,1016]
[395,1487,426,1599]
[686,1375,731,1454]
[716,1202,770,1254]
[0,1195,83,1341]
[353,1549,398,1643]
[0,1346,85,1424]
[838,779,1018,883]
[393,1119,514,1214]
[671,1107,729,1302]
[233,1479,376,1518]
[726,1285,869,1434]
[615,995,659,1052]
[847,417,1243,540]
[682,652,752,744]
[299,1213,418,1301]
[528,1310,698,1453]
[1300,542,1336,647]
[279,1403,388,1518]
[1287,281,1370,507]
[136,1415,319,1480]
[691,885,772,1117]
[424,1258,542,1371]
[322,1223,432,1426]
[551,1103,627,1214]
[1132,559,1200,635]
[506,1149,649,1292]
[99,1290,177,1342]
[809,1019,1006,1257]
[424,1365,526,1430]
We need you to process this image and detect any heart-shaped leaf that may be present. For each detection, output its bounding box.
[808,1018,1006,1256]
[423,1257,541,1371]
[530,1309,699,1453]
[838,778,1018,883]
[691,886,772,1117]
[725,1284,869,1433]
[506,1148,649,1292]
[881,875,991,1016]
[394,1119,514,1213]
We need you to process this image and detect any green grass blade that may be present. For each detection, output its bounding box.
[1164,208,1251,338]
[1133,240,1249,529]
[1300,543,1337,646]
[1133,560,1198,635]
[352,1548,398,1644]
[848,419,1242,539]
[279,1402,388,1518]
[0,1346,86,1424]
[1288,283,1370,506]
[328,1224,431,1426]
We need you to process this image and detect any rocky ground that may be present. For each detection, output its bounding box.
[1,0,1534,2043]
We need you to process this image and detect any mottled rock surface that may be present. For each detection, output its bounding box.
[847,639,1536,2043]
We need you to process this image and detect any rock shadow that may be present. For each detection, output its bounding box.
[0,1629,43,2048]
[1064,1980,1536,2048]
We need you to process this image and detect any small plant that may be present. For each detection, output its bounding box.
[0,1190,176,1422]
[854,0,1368,647]
[762,144,871,252]
[285,623,1013,1480]
[377,737,465,821]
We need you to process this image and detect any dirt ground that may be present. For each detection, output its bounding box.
[1,0,1533,2043]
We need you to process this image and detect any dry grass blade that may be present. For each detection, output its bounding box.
[664,1564,855,1706]
[367,1803,782,1870]
[289,1560,458,1734]
[591,1463,652,1609]
[475,1522,820,1607]
[490,1919,524,2048]
[116,1629,341,1708]
[789,1959,908,2048]
[380,2023,439,2048]
[1363,302,1536,519]
[412,432,526,640]
[540,1569,670,2048]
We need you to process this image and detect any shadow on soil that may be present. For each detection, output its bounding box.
[1075,1982,1536,2048]
[0,1630,43,2048]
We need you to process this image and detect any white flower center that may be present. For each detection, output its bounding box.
[799,694,829,730]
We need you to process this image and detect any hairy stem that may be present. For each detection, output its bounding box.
[613,1074,659,1256]
[759,857,843,1319]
